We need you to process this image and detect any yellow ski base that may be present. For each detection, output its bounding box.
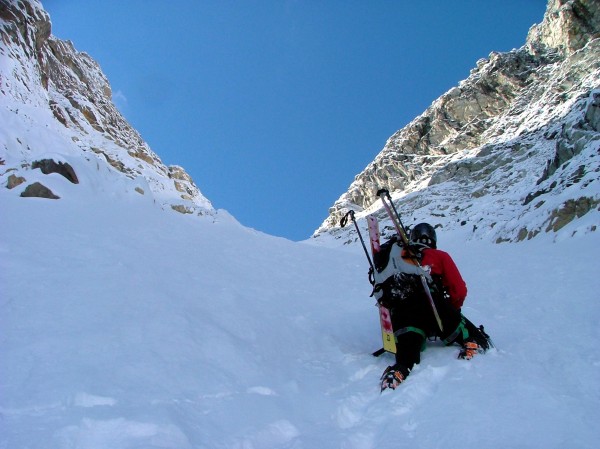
[379,305,396,354]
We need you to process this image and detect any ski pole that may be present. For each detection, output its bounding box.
[340,210,375,273]
[376,189,444,332]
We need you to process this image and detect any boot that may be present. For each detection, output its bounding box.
[380,364,409,391]
[458,341,482,360]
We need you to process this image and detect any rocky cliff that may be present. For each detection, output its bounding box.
[0,0,213,215]
[314,0,599,244]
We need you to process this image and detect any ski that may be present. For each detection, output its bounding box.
[340,211,398,357]
[367,215,397,355]
[367,215,380,254]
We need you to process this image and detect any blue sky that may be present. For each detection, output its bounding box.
[42,1,547,241]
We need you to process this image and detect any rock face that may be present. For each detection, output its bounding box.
[20,181,59,199]
[315,0,599,244]
[0,0,213,213]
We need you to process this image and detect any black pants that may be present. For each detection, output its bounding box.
[390,290,465,374]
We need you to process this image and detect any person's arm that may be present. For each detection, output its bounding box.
[441,252,467,309]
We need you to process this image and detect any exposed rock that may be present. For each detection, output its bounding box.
[7,173,26,189]
[545,196,599,231]
[585,89,600,131]
[31,159,79,184]
[20,182,59,199]
[171,204,193,214]
[316,0,600,244]
[536,89,600,185]
[169,165,204,201]
[526,0,600,56]
[0,0,214,215]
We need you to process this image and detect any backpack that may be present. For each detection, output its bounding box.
[370,237,434,308]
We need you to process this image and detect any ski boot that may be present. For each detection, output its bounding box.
[380,365,408,391]
[458,341,483,360]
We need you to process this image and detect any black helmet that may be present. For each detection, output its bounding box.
[410,223,437,249]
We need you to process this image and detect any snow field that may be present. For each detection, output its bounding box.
[1,188,599,448]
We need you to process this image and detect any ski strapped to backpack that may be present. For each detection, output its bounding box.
[376,188,444,333]
[340,210,400,356]
[367,215,397,355]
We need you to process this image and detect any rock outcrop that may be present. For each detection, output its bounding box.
[315,0,599,244]
[0,0,213,213]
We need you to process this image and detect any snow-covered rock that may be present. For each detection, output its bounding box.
[0,0,214,215]
[315,0,600,245]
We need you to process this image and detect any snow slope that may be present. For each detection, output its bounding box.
[1,185,599,449]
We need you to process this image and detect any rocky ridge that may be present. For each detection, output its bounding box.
[314,0,599,244]
[0,0,213,215]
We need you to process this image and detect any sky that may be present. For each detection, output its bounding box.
[42,0,548,241]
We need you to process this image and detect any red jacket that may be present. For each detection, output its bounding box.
[421,248,467,310]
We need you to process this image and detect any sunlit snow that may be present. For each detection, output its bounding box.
[2,181,599,448]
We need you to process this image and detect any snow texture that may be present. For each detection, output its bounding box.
[2,181,599,448]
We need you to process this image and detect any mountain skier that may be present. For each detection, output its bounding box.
[379,223,491,390]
